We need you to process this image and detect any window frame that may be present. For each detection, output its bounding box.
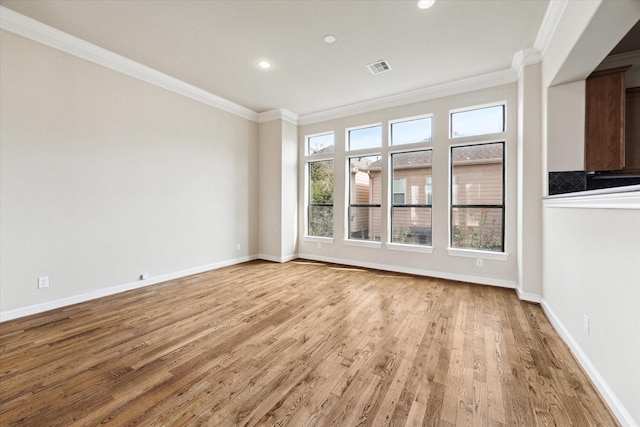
[346,123,383,152]
[306,131,335,156]
[449,102,506,139]
[304,132,335,243]
[449,141,506,254]
[389,114,433,146]
[307,159,335,239]
[389,149,434,248]
[346,154,383,244]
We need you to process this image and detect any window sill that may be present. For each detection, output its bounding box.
[386,243,433,253]
[303,236,335,244]
[343,239,382,249]
[447,248,509,261]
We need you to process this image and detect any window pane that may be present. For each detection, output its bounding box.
[391,150,432,246]
[451,207,503,251]
[393,178,406,204]
[349,206,381,241]
[309,205,333,237]
[308,160,334,237]
[392,207,432,245]
[309,160,334,204]
[391,117,432,145]
[391,151,432,206]
[349,155,381,241]
[349,155,382,204]
[451,105,504,138]
[307,133,334,155]
[451,143,503,205]
[348,125,381,150]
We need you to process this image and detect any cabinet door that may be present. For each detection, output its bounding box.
[625,87,640,172]
[585,67,628,171]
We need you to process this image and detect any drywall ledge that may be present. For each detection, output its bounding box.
[0,256,258,323]
[543,185,640,209]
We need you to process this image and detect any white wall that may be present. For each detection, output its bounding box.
[258,119,283,260]
[298,84,518,288]
[281,120,299,258]
[257,117,298,262]
[540,2,640,425]
[542,201,640,426]
[546,81,585,173]
[0,30,259,315]
[517,62,543,299]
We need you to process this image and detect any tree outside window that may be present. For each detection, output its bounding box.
[308,160,334,237]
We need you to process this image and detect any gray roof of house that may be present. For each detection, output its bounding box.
[363,143,502,171]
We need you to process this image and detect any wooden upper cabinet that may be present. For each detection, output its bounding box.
[584,66,630,172]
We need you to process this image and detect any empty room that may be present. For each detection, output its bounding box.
[1,0,639,426]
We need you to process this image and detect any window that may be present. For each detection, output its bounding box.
[348,125,382,151]
[348,155,382,241]
[308,160,334,237]
[391,150,432,245]
[450,142,504,251]
[305,132,334,239]
[393,179,406,204]
[390,116,432,145]
[451,104,504,138]
[307,133,334,155]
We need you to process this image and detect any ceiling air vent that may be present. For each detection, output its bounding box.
[367,60,392,75]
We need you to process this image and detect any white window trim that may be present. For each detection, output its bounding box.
[447,248,509,261]
[304,236,335,244]
[343,239,382,249]
[387,243,433,253]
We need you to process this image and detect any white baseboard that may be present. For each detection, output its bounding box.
[0,255,258,323]
[516,286,541,303]
[258,253,298,263]
[297,253,517,289]
[540,299,637,427]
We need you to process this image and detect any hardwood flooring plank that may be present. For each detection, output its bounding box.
[0,260,620,426]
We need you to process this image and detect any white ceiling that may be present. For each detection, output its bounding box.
[1,0,550,116]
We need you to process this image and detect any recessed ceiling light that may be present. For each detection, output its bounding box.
[323,34,336,44]
[418,0,435,9]
[257,60,272,69]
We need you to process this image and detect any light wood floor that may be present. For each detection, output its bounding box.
[0,260,618,426]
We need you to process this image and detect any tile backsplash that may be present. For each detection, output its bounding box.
[548,171,587,195]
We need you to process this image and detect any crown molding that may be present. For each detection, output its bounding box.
[0,6,259,122]
[257,108,299,125]
[534,0,568,58]
[512,47,542,77]
[298,68,517,126]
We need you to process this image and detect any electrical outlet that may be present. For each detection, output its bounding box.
[476,258,483,267]
[38,276,49,289]
[140,273,149,281]
[236,243,241,251]
[317,243,322,249]
[583,314,589,334]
